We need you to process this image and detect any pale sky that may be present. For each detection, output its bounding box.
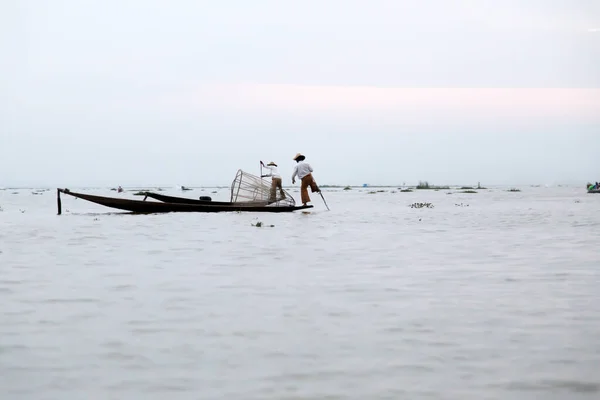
[1,0,599,187]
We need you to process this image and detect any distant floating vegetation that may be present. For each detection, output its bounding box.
[416,181,450,190]
[410,202,434,209]
[461,190,478,194]
[400,189,413,192]
[368,190,386,194]
[343,186,352,190]
[460,182,487,190]
[455,203,470,207]
[507,188,521,192]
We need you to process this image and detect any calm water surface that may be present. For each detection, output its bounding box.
[1,185,599,399]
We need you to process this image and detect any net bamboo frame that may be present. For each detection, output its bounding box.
[230,169,296,206]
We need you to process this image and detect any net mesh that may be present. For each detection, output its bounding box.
[230,169,296,207]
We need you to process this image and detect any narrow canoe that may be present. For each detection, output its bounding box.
[56,189,312,214]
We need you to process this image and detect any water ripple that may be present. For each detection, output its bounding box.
[0,187,599,399]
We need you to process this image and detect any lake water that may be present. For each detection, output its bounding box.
[1,185,599,400]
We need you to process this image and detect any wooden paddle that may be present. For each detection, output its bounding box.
[313,180,330,211]
[318,190,330,211]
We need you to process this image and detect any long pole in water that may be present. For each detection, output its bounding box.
[57,189,62,215]
[318,191,330,211]
[314,180,330,211]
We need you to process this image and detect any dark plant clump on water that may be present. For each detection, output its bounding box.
[461,190,478,194]
[252,221,274,228]
[455,203,470,207]
[416,181,450,190]
[410,202,434,209]
[460,182,487,190]
[400,189,413,192]
[507,188,521,192]
[343,186,352,190]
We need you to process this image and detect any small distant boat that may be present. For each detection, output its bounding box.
[586,182,600,193]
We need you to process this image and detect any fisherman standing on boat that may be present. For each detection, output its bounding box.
[261,161,286,202]
[291,153,320,206]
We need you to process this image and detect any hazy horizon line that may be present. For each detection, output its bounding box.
[1,182,592,191]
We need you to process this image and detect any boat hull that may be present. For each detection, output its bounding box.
[142,192,268,206]
[57,189,312,214]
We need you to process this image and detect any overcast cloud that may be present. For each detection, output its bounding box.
[1,0,599,187]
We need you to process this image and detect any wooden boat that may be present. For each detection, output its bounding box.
[141,191,270,206]
[587,183,600,193]
[56,189,312,214]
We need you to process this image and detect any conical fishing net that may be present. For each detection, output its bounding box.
[230,170,296,206]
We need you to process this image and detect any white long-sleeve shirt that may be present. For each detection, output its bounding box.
[292,162,313,180]
[263,165,281,179]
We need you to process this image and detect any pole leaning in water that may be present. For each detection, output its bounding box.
[319,191,330,210]
[314,180,330,211]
